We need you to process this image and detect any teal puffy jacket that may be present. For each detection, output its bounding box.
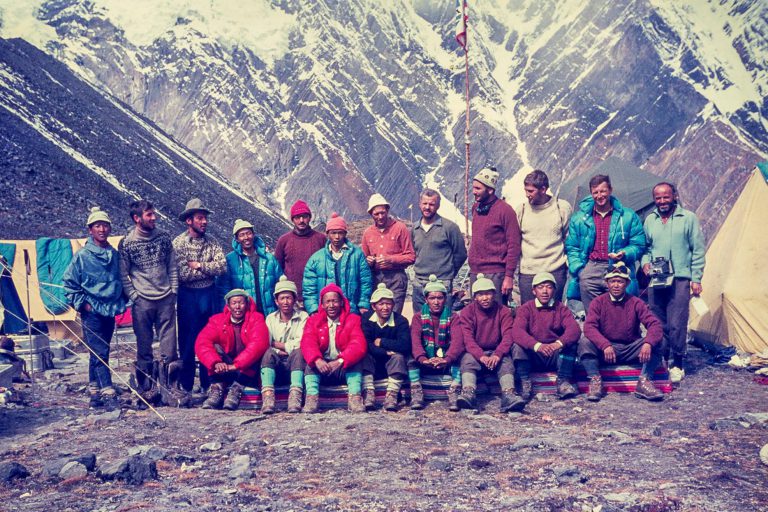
[302,241,372,314]
[217,236,282,315]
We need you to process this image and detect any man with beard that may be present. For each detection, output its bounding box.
[119,200,183,407]
[468,167,522,305]
[218,219,282,316]
[274,200,327,308]
[514,170,571,305]
[361,194,416,313]
[173,198,227,395]
[641,183,706,384]
[64,207,127,409]
[411,188,466,313]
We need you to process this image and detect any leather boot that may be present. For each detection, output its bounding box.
[303,394,319,414]
[556,379,578,399]
[409,383,425,410]
[383,390,399,411]
[160,360,191,408]
[134,361,160,408]
[519,378,533,402]
[223,382,244,410]
[202,383,225,409]
[500,388,526,413]
[456,386,477,410]
[587,375,603,402]
[260,388,276,414]
[287,387,303,413]
[348,393,366,413]
[635,376,663,401]
[447,384,461,412]
[363,387,377,410]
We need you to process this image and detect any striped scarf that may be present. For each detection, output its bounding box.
[420,304,451,358]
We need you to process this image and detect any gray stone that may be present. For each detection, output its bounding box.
[44,454,96,477]
[760,444,768,466]
[59,461,88,479]
[199,441,222,452]
[709,418,746,431]
[88,408,121,425]
[127,445,166,462]
[228,454,252,479]
[468,458,492,470]
[739,412,768,426]
[97,455,157,485]
[237,415,267,426]
[0,461,29,482]
[603,492,635,504]
[509,437,553,451]
[427,460,453,472]
[603,430,634,445]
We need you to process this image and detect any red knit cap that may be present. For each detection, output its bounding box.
[325,212,347,232]
[290,200,311,218]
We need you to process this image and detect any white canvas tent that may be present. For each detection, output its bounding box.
[689,162,768,354]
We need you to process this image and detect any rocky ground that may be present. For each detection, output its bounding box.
[1,344,767,512]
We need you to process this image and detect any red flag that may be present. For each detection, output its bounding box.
[455,1,468,50]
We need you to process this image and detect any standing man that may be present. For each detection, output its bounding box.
[641,183,706,384]
[565,174,646,312]
[303,213,372,315]
[173,198,226,395]
[118,200,183,407]
[514,170,571,304]
[468,167,522,304]
[411,188,467,313]
[63,207,127,409]
[218,219,282,316]
[361,193,415,313]
[274,200,327,307]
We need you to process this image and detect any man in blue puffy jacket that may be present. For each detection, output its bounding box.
[565,175,646,312]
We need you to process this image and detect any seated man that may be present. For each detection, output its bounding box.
[410,275,464,411]
[260,276,308,414]
[361,284,412,411]
[511,272,581,401]
[579,262,664,402]
[195,289,269,410]
[457,274,524,413]
[300,283,368,413]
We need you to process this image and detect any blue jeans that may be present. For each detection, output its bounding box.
[177,285,218,391]
[81,309,115,389]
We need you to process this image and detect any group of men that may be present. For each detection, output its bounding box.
[61,164,704,413]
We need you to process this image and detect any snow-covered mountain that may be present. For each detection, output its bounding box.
[2,0,766,238]
[0,37,287,241]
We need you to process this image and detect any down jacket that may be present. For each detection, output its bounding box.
[302,241,372,314]
[195,296,269,377]
[217,236,282,315]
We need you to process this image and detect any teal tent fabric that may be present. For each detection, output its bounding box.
[35,238,73,315]
[0,242,28,333]
[757,161,768,182]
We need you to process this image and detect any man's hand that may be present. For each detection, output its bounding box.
[273,341,286,352]
[213,362,230,374]
[83,303,93,313]
[480,354,500,370]
[608,250,626,261]
[328,359,344,373]
[374,338,382,347]
[642,263,651,276]
[376,255,392,269]
[431,357,448,370]
[187,261,202,271]
[537,342,559,358]
[502,276,514,297]
[638,342,652,364]
[690,282,702,296]
[366,255,376,267]
[358,308,369,314]
[314,359,331,375]
[603,345,616,364]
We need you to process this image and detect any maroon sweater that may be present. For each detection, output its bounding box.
[583,293,663,350]
[410,312,465,365]
[468,196,522,276]
[273,228,327,296]
[512,301,581,349]
[459,302,515,360]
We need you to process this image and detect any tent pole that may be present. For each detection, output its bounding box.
[23,250,36,401]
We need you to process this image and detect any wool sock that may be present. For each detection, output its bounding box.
[461,372,477,389]
[346,372,362,395]
[499,373,514,390]
[290,370,304,389]
[261,367,276,388]
[304,373,320,395]
[450,365,461,385]
[387,377,403,393]
[362,373,375,391]
[408,368,421,383]
[580,355,600,377]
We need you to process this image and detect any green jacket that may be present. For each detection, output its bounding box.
[641,206,706,283]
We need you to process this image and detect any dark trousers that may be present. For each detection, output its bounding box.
[374,270,408,313]
[578,260,609,312]
[260,349,306,373]
[649,278,690,361]
[519,265,568,305]
[469,271,506,305]
[511,342,576,380]
[411,278,453,315]
[81,310,116,389]
[177,285,218,391]
[132,294,177,366]
[578,337,662,378]
[362,352,408,381]
[209,370,259,389]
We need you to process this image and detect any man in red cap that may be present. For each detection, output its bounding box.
[274,200,327,308]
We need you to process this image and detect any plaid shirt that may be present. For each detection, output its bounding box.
[588,209,612,261]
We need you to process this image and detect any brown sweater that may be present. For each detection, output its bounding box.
[410,312,465,365]
[583,293,663,350]
[458,302,515,360]
[274,228,327,296]
[468,196,522,277]
[511,301,581,349]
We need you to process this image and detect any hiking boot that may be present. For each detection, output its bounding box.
[500,388,526,413]
[260,388,276,414]
[669,367,685,384]
[456,386,477,410]
[348,393,366,413]
[587,375,603,402]
[287,387,303,413]
[303,394,320,414]
[556,379,579,400]
[363,387,377,410]
[519,378,533,402]
[447,384,461,412]
[409,383,425,410]
[223,383,244,410]
[383,390,399,411]
[88,393,104,409]
[101,388,119,411]
[635,376,663,401]
[201,383,225,409]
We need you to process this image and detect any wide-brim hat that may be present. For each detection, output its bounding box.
[179,198,213,221]
[367,193,390,213]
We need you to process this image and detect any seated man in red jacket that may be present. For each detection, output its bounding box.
[195,289,269,410]
[579,262,664,402]
[361,283,412,411]
[511,272,581,401]
[301,283,367,413]
[457,273,524,413]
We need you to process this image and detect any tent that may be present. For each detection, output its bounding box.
[688,162,768,354]
[558,157,660,217]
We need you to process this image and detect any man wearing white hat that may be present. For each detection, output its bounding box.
[468,167,522,304]
[361,193,416,313]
